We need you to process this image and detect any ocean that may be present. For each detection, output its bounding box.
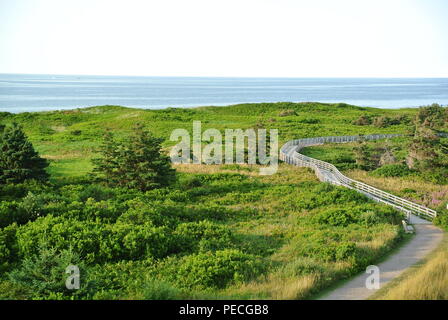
[0,74,447,113]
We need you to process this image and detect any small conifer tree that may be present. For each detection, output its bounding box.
[0,123,48,184]
[93,124,176,191]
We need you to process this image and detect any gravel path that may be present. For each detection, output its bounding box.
[318,216,444,300]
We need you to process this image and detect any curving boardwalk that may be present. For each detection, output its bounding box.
[280,134,437,220]
[280,134,444,300]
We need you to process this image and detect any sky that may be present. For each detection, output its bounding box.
[0,0,447,77]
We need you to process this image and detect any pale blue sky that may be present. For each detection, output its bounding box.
[0,0,447,77]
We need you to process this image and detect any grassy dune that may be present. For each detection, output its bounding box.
[0,102,444,299]
[1,102,417,178]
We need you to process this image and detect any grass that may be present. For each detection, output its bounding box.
[1,102,446,299]
[346,170,448,209]
[171,164,406,299]
[1,102,419,177]
[310,230,416,300]
[371,235,448,300]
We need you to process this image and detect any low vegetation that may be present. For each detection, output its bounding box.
[0,102,446,300]
[371,236,448,300]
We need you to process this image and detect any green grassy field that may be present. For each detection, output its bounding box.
[1,102,417,178]
[0,102,444,300]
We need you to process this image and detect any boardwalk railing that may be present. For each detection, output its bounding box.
[280,134,438,219]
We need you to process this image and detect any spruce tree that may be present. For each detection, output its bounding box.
[93,124,176,191]
[92,130,121,186]
[353,137,375,170]
[407,104,448,170]
[0,123,49,184]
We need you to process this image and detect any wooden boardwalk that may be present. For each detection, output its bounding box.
[280,134,437,219]
[280,134,444,300]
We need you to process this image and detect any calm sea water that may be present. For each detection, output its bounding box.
[1,74,447,113]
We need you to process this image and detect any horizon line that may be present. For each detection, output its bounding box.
[1,72,448,79]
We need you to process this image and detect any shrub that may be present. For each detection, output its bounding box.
[298,118,320,124]
[357,204,403,225]
[335,242,357,261]
[7,245,84,300]
[178,175,203,189]
[77,184,117,202]
[0,201,19,228]
[141,279,183,300]
[81,198,123,222]
[0,280,31,300]
[16,216,174,264]
[82,259,155,299]
[143,188,189,202]
[422,168,448,184]
[278,257,325,277]
[0,182,37,200]
[315,208,356,227]
[373,116,392,128]
[0,223,19,272]
[163,249,266,289]
[16,192,47,220]
[117,222,172,260]
[434,209,448,231]
[278,109,297,117]
[300,239,358,262]
[352,115,372,126]
[174,220,233,253]
[371,164,413,177]
[293,184,367,211]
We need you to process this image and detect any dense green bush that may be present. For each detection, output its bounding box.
[162,249,266,290]
[434,209,448,231]
[422,168,448,184]
[80,259,155,299]
[371,164,413,177]
[314,204,402,227]
[0,201,19,228]
[315,208,356,227]
[0,192,53,228]
[288,183,367,211]
[178,175,203,189]
[0,223,19,272]
[15,216,174,263]
[7,245,84,300]
[174,220,233,253]
[0,163,407,300]
[298,238,358,263]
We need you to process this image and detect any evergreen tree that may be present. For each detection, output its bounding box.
[353,137,375,170]
[93,124,176,191]
[407,104,448,170]
[0,123,48,184]
[92,130,121,186]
